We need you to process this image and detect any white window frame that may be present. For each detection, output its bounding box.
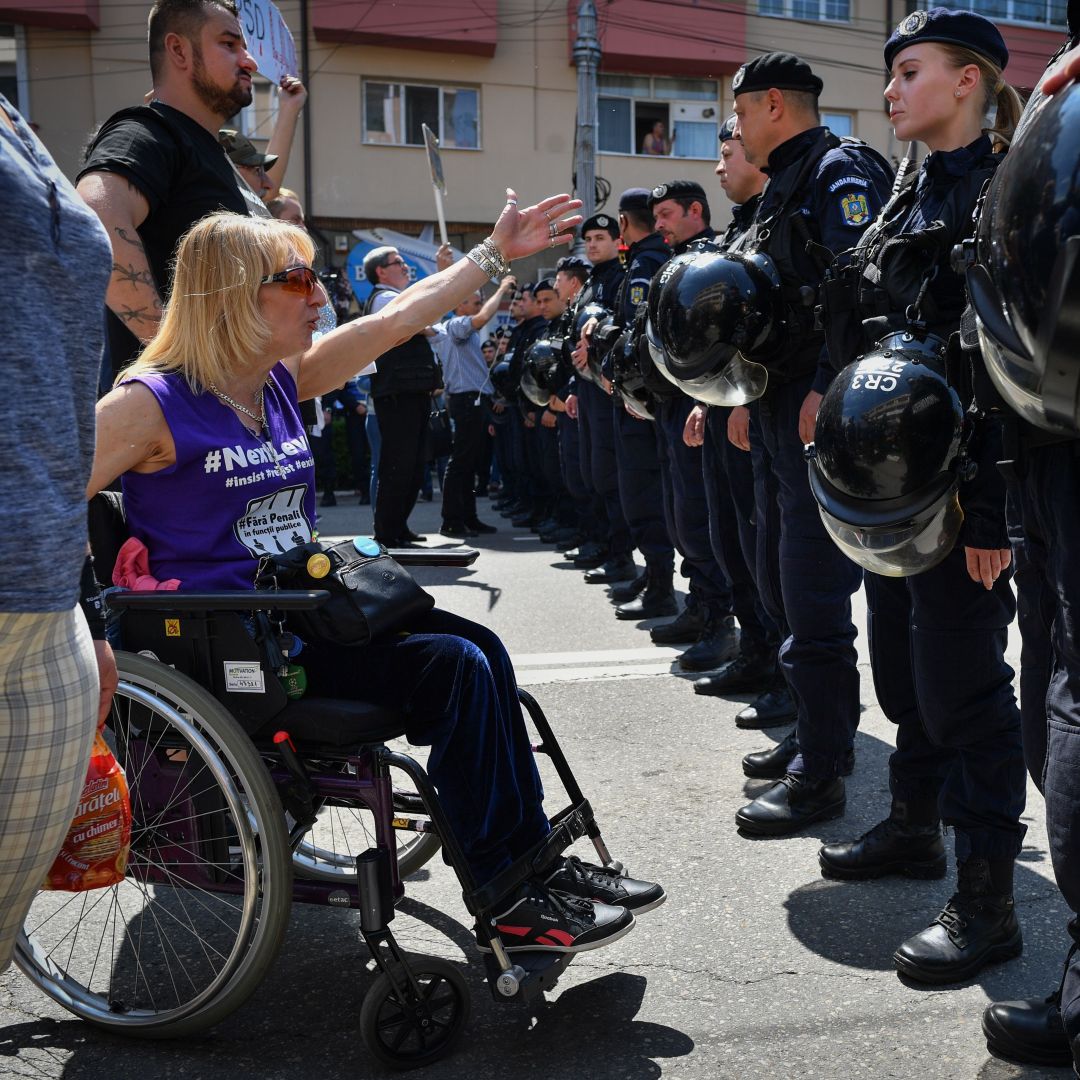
[822,111,855,137]
[236,74,279,142]
[361,80,482,150]
[758,0,852,23]
[598,74,722,161]
[914,0,1066,29]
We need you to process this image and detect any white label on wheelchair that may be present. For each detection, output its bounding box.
[223,661,266,693]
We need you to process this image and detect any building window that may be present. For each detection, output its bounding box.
[906,0,1066,26]
[759,0,851,20]
[598,75,721,158]
[236,75,279,140]
[0,24,29,115]
[363,81,480,149]
[822,111,854,137]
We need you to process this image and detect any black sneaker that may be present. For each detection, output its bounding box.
[544,856,667,913]
[475,881,635,954]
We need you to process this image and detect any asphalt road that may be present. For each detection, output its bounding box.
[0,490,1070,1080]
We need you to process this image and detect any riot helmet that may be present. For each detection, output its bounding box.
[489,359,517,399]
[571,301,610,386]
[611,329,656,420]
[966,80,1080,434]
[521,338,572,407]
[808,331,966,577]
[646,249,783,406]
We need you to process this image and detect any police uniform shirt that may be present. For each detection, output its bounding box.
[619,232,669,326]
[757,126,893,391]
[719,194,762,250]
[673,227,717,257]
[589,257,626,311]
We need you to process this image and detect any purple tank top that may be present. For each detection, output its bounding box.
[122,363,317,590]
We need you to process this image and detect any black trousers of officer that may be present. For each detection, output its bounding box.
[577,379,632,557]
[372,392,430,543]
[864,547,1026,862]
[750,372,861,779]
[537,421,566,522]
[1010,442,1080,1062]
[442,391,488,526]
[521,414,551,514]
[557,412,594,530]
[613,406,673,576]
[575,380,614,547]
[655,394,733,618]
[703,406,778,657]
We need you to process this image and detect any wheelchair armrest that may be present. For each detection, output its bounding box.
[387,546,479,567]
[106,589,330,612]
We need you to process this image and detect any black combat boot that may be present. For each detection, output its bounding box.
[818,799,947,881]
[983,986,1072,1067]
[893,857,1022,985]
[608,569,648,604]
[678,614,740,672]
[615,573,678,620]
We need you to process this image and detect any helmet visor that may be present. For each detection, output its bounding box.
[616,387,655,421]
[818,487,963,578]
[675,353,769,407]
[520,366,551,408]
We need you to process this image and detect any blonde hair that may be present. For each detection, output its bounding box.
[939,43,1024,153]
[122,211,315,391]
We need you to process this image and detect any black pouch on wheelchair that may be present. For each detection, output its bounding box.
[256,539,434,646]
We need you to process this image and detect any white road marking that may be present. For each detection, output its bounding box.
[513,646,684,666]
[516,661,685,686]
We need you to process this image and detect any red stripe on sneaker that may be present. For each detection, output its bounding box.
[543,929,575,946]
[496,924,532,937]
[535,935,558,946]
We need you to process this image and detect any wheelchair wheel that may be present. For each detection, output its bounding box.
[291,766,442,885]
[16,652,293,1038]
[359,956,469,1070]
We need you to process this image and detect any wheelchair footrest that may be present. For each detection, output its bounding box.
[484,950,572,1005]
[466,801,594,915]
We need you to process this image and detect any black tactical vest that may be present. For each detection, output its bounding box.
[362,285,440,398]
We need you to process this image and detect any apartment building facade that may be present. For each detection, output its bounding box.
[0,0,1066,274]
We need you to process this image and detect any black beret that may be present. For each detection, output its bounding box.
[718,113,738,142]
[731,52,823,98]
[580,212,620,237]
[884,8,1008,70]
[648,179,708,209]
[555,255,592,272]
[533,277,555,293]
[618,187,652,213]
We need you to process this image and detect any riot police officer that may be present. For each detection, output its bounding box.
[724,53,894,835]
[601,188,678,619]
[808,10,1027,987]
[967,6,1080,1066]
[645,180,740,671]
[683,117,790,727]
[571,215,637,584]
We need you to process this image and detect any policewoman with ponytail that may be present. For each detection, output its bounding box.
[809,8,1028,985]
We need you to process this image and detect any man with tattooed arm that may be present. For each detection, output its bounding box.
[78,0,304,381]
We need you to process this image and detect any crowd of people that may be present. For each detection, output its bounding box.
[4,0,1080,1072]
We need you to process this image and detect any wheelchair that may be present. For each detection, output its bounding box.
[16,495,633,1069]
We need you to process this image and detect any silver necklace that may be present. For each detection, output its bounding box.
[208,380,288,481]
[208,380,265,427]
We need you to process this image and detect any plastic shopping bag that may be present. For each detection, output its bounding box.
[42,724,132,891]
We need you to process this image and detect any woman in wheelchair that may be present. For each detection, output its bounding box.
[87,202,664,956]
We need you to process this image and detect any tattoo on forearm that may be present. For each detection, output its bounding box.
[111,261,156,288]
[116,303,160,326]
[115,226,146,254]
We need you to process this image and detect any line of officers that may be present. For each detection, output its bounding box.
[490,18,1080,1072]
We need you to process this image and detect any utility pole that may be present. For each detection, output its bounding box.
[572,0,601,226]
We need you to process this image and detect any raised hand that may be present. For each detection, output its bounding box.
[489,189,583,263]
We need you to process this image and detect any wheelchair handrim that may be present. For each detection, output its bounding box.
[16,679,266,1030]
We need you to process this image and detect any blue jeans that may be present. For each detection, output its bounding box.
[300,608,549,886]
[365,412,381,507]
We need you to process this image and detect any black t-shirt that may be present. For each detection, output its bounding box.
[78,101,250,376]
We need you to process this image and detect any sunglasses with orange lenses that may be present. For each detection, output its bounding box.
[260,265,321,296]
